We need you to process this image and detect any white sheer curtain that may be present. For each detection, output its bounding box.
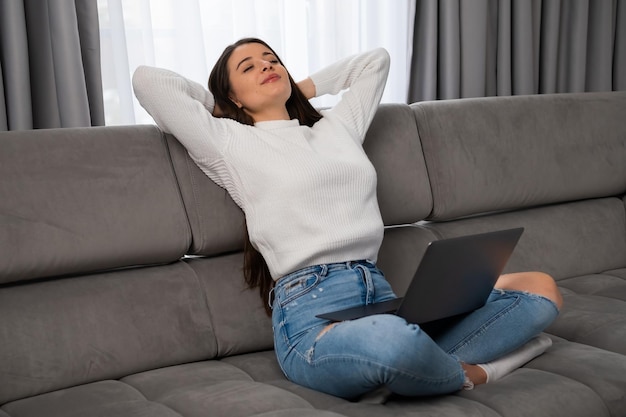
[97,0,415,126]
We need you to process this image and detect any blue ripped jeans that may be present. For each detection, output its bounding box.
[271,260,559,399]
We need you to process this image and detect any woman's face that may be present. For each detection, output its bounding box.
[227,42,292,120]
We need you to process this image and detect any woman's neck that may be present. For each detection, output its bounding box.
[246,106,291,123]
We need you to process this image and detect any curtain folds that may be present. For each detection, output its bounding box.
[409,0,626,103]
[0,0,104,131]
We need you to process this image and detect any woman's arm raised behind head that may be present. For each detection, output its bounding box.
[296,77,316,101]
[132,65,228,163]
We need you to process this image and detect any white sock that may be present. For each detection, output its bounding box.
[477,334,552,383]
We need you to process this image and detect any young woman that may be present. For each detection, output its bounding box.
[133,38,563,400]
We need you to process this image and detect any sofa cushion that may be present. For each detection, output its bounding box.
[122,361,348,417]
[412,92,626,221]
[562,267,626,301]
[166,134,245,257]
[362,103,432,225]
[453,369,608,417]
[549,284,626,354]
[424,198,626,280]
[2,342,621,417]
[374,195,626,357]
[527,337,626,417]
[0,262,216,404]
[170,103,433,258]
[0,125,191,285]
[378,198,626,285]
[404,198,626,354]
[184,254,274,356]
[376,225,438,296]
[1,381,181,417]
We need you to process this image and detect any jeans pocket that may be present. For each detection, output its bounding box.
[279,273,321,307]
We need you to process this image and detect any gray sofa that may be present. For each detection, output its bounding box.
[1,91,625,417]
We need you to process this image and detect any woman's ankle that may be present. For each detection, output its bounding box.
[462,363,488,386]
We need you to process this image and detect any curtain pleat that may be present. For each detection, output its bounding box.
[586,0,616,91]
[557,0,589,93]
[0,1,33,130]
[616,0,626,90]
[410,0,438,101]
[0,0,104,131]
[440,0,461,99]
[76,0,106,126]
[511,0,535,95]
[409,0,626,103]
[460,0,489,98]
[0,64,5,131]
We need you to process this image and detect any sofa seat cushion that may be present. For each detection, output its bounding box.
[549,269,626,355]
[234,345,622,417]
[527,337,626,417]
[3,341,622,417]
[121,360,345,417]
[0,380,182,417]
[126,352,614,417]
[0,376,345,417]
[549,284,626,354]
[221,351,609,417]
[453,369,607,417]
[558,269,626,300]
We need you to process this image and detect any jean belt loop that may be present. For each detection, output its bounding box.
[268,286,275,310]
[320,264,328,277]
[353,263,374,304]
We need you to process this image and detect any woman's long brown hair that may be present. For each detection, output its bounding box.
[208,38,322,316]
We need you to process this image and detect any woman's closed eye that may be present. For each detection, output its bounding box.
[243,59,279,73]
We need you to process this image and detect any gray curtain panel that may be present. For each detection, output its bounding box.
[409,0,626,102]
[0,0,104,131]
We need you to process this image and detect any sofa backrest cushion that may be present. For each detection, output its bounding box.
[0,125,191,285]
[184,254,275,356]
[363,103,432,225]
[421,197,626,280]
[0,261,217,404]
[172,103,433,258]
[166,134,245,257]
[412,92,626,221]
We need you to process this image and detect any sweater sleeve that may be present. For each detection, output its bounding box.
[132,66,228,162]
[309,48,390,141]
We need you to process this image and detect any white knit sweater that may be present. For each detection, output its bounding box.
[132,48,390,279]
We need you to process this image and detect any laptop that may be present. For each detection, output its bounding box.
[316,227,524,326]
